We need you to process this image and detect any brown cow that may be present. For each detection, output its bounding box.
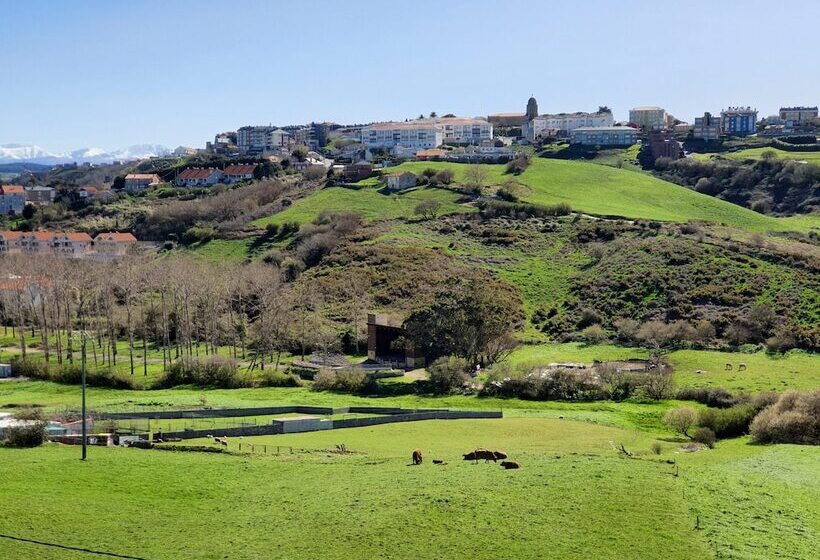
[500,461,520,469]
[463,449,498,462]
[493,451,508,460]
[412,449,423,465]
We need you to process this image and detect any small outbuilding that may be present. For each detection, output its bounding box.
[384,172,417,192]
[367,313,425,369]
[0,363,12,378]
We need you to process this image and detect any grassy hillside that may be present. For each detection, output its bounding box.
[388,159,816,233]
[252,186,471,228]
[1,419,816,560]
[693,147,820,164]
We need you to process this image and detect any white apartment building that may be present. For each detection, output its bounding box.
[361,117,492,149]
[629,106,667,130]
[361,121,444,149]
[779,106,818,126]
[524,111,614,140]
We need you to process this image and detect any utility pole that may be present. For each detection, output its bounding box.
[81,329,87,461]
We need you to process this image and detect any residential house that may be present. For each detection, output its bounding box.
[93,232,138,258]
[415,148,447,160]
[124,173,161,193]
[0,231,24,254]
[367,313,425,369]
[570,126,638,146]
[25,186,56,206]
[0,185,26,215]
[524,110,614,140]
[779,106,818,126]
[222,164,257,183]
[52,232,93,257]
[693,112,721,141]
[648,130,683,160]
[236,126,292,155]
[79,186,117,202]
[629,106,667,130]
[175,168,223,187]
[291,152,332,171]
[385,172,417,191]
[19,231,55,254]
[720,107,758,136]
[207,131,238,156]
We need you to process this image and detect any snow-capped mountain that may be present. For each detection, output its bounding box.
[0,143,171,165]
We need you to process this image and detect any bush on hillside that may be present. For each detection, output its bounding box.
[698,403,757,438]
[258,370,303,388]
[692,427,716,449]
[663,407,698,437]
[427,356,470,394]
[677,386,738,408]
[312,368,369,393]
[4,422,48,447]
[159,357,244,389]
[11,358,136,389]
[750,390,820,444]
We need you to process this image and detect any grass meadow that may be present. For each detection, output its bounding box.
[1,418,817,559]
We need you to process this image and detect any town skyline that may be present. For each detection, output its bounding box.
[2,0,819,151]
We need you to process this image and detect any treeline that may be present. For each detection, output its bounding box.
[653,156,820,215]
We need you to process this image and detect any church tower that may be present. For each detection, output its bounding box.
[526,96,538,120]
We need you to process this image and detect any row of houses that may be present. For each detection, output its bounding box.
[0,231,137,259]
[123,164,258,192]
[360,117,494,150]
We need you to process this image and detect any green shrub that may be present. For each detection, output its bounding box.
[427,356,470,394]
[650,442,662,455]
[692,427,716,449]
[312,368,368,393]
[258,370,303,388]
[159,357,244,388]
[663,407,698,437]
[677,386,738,408]
[4,422,47,447]
[11,358,136,389]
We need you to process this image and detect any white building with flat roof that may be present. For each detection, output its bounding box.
[629,106,667,130]
[361,117,492,149]
[570,126,639,146]
[524,110,614,140]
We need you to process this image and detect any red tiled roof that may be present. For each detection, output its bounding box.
[95,232,137,242]
[30,232,54,241]
[1,185,25,194]
[0,231,24,240]
[54,232,93,242]
[223,164,257,176]
[125,174,160,181]
[81,186,99,193]
[178,168,220,180]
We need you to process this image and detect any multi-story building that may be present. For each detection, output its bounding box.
[720,107,758,136]
[93,232,137,259]
[361,121,444,149]
[629,106,667,130]
[51,232,93,257]
[25,186,56,206]
[0,231,23,254]
[779,106,818,126]
[124,173,161,193]
[693,112,721,141]
[648,130,683,160]
[236,126,292,155]
[0,185,26,215]
[524,110,614,140]
[570,126,638,146]
[438,117,493,145]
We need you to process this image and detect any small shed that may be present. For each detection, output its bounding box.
[385,172,417,191]
[0,363,12,378]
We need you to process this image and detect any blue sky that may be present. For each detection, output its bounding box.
[1,0,818,152]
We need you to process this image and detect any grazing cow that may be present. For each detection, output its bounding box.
[500,461,520,469]
[493,451,508,460]
[725,363,733,371]
[738,363,747,371]
[463,449,498,462]
[412,449,423,465]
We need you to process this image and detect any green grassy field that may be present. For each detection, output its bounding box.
[384,159,818,233]
[252,186,471,228]
[1,418,816,560]
[693,147,820,164]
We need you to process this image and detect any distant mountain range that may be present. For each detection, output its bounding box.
[0,143,171,165]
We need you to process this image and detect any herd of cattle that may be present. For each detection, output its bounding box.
[412,448,520,469]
